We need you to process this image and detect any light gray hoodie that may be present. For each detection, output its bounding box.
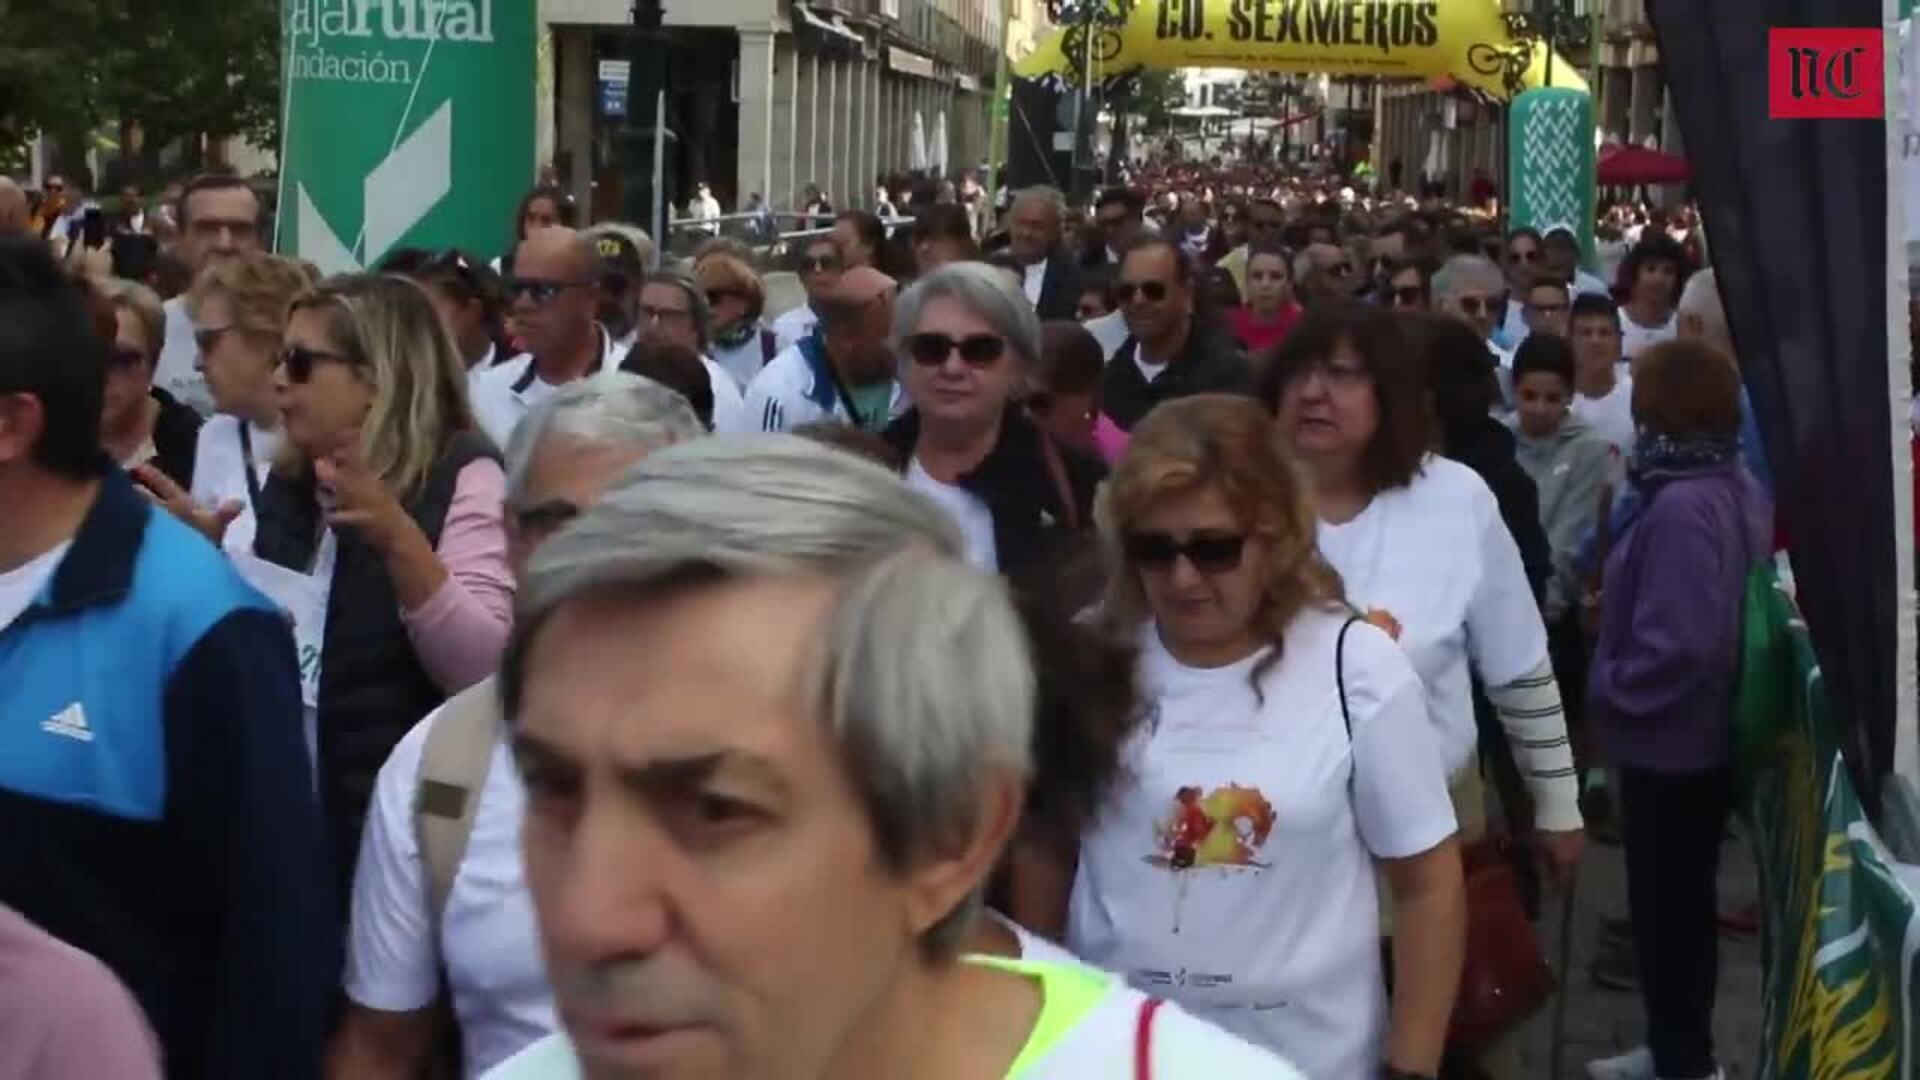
[1512,415,1616,623]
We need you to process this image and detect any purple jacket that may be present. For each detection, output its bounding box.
[1588,461,1772,772]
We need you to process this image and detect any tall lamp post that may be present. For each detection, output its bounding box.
[1467,0,1593,226]
[624,0,672,252]
[1047,0,1133,200]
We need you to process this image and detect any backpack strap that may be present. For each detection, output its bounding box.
[1134,997,1164,1080]
[414,676,502,939]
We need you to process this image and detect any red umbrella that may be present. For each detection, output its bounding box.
[1597,144,1692,186]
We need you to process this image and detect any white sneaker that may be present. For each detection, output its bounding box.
[1586,1046,1655,1080]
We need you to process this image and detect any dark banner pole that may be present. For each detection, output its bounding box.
[1647,0,1894,806]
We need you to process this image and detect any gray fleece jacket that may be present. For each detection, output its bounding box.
[1512,416,1616,624]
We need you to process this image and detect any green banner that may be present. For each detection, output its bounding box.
[278,0,536,273]
[1734,564,1920,1079]
[1507,88,1596,268]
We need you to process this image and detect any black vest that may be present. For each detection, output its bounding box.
[252,431,498,889]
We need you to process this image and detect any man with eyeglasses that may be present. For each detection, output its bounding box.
[742,267,903,434]
[1104,236,1250,432]
[1495,227,1545,349]
[1521,276,1573,340]
[330,375,703,1080]
[631,269,748,433]
[769,236,845,352]
[1434,254,1516,409]
[470,228,614,449]
[1080,187,1148,271]
[154,174,263,417]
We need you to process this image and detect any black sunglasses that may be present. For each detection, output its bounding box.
[1122,531,1247,575]
[706,287,744,306]
[279,343,354,383]
[1454,296,1501,317]
[108,346,147,370]
[800,256,842,273]
[906,332,1007,368]
[504,276,591,306]
[193,325,233,354]
[1116,280,1171,304]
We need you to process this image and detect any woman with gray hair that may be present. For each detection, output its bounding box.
[487,434,1301,1079]
[880,261,1104,576]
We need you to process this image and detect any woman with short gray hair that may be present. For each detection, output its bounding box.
[880,261,1104,577]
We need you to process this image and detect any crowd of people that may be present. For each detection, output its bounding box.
[0,157,1766,1080]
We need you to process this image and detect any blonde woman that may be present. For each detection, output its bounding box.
[98,278,202,486]
[166,253,318,552]
[1066,395,1465,1080]
[159,273,514,887]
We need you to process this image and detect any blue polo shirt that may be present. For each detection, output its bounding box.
[0,467,338,1079]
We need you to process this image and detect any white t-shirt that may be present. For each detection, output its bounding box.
[1619,309,1677,359]
[768,303,818,353]
[1572,369,1637,456]
[1023,260,1047,307]
[156,297,215,417]
[0,542,71,633]
[699,354,747,433]
[1132,353,1170,384]
[344,698,556,1078]
[469,329,623,449]
[1084,309,1130,361]
[906,459,999,571]
[1067,610,1456,1080]
[190,415,282,555]
[1314,456,1550,775]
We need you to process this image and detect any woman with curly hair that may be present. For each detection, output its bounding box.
[1066,394,1464,1080]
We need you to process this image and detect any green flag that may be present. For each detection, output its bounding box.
[278,0,536,273]
[1506,88,1597,268]
[1733,563,1920,1079]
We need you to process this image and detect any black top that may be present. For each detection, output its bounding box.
[1442,416,1553,604]
[1033,250,1084,323]
[147,386,202,490]
[1104,325,1253,432]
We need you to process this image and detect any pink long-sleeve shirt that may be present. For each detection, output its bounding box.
[398,460,514,693]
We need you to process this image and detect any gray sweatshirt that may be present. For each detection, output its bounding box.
[1512,416,1616,623]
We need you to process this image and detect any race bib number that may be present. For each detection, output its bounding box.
[231,553,329,709]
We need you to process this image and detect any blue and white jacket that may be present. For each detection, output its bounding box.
[0,467,337,1078]
[736,330,905,434]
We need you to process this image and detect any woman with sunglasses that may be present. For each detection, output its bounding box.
[1383,257,1433,312]
[172,252,320,553]
[880,262,1103,577]
[253,273,513,894]
[99,277,201,487]
[693,251,773,389]
[1067,394,1464,1080]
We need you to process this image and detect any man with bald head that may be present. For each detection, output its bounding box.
[1006,186,1080,320]
[740,265,903,432]
[470,226,619,447]
[0,179,28,236]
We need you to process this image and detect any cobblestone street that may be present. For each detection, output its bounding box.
[1520,831,1765,1079]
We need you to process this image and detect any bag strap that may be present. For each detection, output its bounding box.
[1037,430,1081,531]
[1336,615,1361,793]
[1133,997,1164,1080]
[414,677,502,940]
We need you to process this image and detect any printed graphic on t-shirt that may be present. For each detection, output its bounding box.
[1363,607,1402,640]
[1149,784,1276,871]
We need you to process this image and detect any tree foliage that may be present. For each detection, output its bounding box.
[1124,70,1188,134]
[0,0,280,174]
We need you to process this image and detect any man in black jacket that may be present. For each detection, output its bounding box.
[1006,187,1081,322]
[1080,187,1147,271]
[1104,236,1252,431]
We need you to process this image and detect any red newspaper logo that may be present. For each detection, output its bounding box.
[1769,28,1883,119]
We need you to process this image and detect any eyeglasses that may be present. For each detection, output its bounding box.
[1391,285,1426,307]
[193,325,234,354]
[641,305,693,325]
[705,288,744,306]
[512,498,582,536]
[906,332,1007,368]
[800,256,842,273]
[278,343,355,383]
[1453,296,1501,317]
[1122,530,1248,575]
[1284,359,1372,389]
[108,346,147,370]
[1116,280,1171,304]
[504,276,592,306]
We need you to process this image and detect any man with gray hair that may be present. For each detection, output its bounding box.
[631,267,747,432]
[331,373,704,1080]
[485,435,1299,1079]
[1435,253,1517,407]
[1007,185,1081,321]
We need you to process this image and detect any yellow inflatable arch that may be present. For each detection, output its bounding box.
[1015,0,1587,100]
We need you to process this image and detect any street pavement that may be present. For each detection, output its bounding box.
[1519,829,1764,1079]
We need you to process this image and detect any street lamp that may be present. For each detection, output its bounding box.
[1502,0,1595,91]
[1046,0,1134,196]
[624,0,671,248]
